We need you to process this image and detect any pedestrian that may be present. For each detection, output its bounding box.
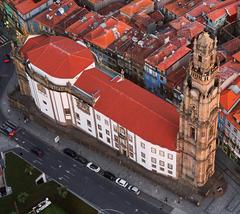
[164,197,168,203]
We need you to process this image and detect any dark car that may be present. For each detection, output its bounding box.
[3,54,10,63]
[75,154,88,165]
[63,148,77,158]
[103,171,116,181]
[31,147,44,157]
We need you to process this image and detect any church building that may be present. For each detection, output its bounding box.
[13,32,220,187]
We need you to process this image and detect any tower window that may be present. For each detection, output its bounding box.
[198,55,202,62]
[190,127,196,140]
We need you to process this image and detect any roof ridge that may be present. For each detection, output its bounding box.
[86,70,178,128]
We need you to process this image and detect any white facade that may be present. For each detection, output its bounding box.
[26,63,177,178]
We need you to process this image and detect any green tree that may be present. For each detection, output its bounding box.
[57,186,68,199]
[17,192,29,204]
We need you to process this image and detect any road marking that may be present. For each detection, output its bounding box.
[33,160,42,165]
[58,165,62,168]
[64,175,70,179]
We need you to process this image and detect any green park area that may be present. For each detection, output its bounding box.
[0,152,97,214]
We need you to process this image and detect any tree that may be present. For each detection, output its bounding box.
[57,186,68,199]
[17,192,29,204]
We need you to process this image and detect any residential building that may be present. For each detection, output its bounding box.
[33,0,82,35]
[218,76,240,164]
[2,0,53,35]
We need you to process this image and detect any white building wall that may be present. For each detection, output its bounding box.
[51,91,65,123]
[111,121,120,151]
[136,136,177,178]
[94,110,113,147]
[71,96,96,137]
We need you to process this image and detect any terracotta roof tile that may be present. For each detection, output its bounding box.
[233,51,240,62]
[74,68,179,151]
[21,35,94,79]
[84,17,132,49]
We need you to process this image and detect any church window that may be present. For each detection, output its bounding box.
[198,55,202,62]
[151,148,156,154]
[190,127,196,140]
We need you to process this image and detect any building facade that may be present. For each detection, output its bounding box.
[177,32,220,186]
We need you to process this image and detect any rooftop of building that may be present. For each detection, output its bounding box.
[120,0,154,18]
[83,17,132,49]
[145,37,189,70]
[219,60,240,85]
[233,51,240,62]
[226,102,240,130]
[220,76,240,112]
[7,0,48,15]
[65,11,104,39]
[98,2,125,16]
[34,0,80,28]
[20,35,94,79]
[164,0,202,17]
[74,67,179,151]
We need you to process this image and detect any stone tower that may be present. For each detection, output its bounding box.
[177,32,220,187]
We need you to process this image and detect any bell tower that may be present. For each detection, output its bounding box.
[177,32,220,187]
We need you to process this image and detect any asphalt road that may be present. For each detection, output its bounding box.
[0,44,167,214]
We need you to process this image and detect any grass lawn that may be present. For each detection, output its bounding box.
[0,152,97,214]
[41,204,66,214]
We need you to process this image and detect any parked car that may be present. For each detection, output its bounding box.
[31,147,44,157]
[75,154,88,165]
[0,126,16,137]
[3,54,10,63]
[103,171,116,181]
[63,148,77,158]
[115,178,128,188]
[86,162,101,173]
[127,185,141,195]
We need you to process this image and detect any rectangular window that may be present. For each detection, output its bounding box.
[141,142,145,149]
[151,148,156,154]
[227,122,231,127]
[98,124,102,131]
[141,152,145,158]
[99,132,103,138]
[141,158,146,163]
[107,137,110,143]
[168,170,173,175]
[128,134,133,142]
[88,128,92,132]
[105,119,109,126]
[87,120,91,127]
[168,154,173,160]
[152,164,156,168]
[106,130,110,135]
[76,113,80,120]
[114,135,118,142]
[151,157,156,164]
[76,99,90,115]
[113,124,118,132]
[168,163,173,170]
[64,108,70,115]
[97,115,101,121]
[115,143,119,148]
[190,127,196,140]
[159,150,165,157]
[159,160,164,166]
[234,128,237,133]
[129,152,134,158]
[160,167,164,171]
[129,144,133,152]
[43,100,47,105]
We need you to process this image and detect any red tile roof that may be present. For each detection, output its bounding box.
[34,0,80,28]
[84,17,132,49]
[226,102,240,130]
[120,0,154,18]
[219,60,240,84]
[157,46,191,71]
[220,76,240,111]
[65,12,104,39]
[178,21,205,40]
[233,51,240,62]
[8,0,48,15]
[74,68,179,151]
[21,35,94,79]
[169,16,190,30]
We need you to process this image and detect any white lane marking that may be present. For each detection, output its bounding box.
[33,160,42,165]
[64,175,70,179]
[65,170,75,176]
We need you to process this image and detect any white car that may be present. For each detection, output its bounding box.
[86,162,101,173]
[128,185,141,195]
[115,178,128,188]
